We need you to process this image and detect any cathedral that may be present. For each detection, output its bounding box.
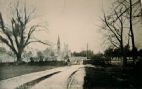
[55,35,71,61]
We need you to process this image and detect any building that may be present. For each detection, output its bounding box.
[55,35,71,61]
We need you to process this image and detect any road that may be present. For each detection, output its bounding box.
[30,65,85,89]
[0,65,85,89]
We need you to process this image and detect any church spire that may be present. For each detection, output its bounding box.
[57,35,60,50]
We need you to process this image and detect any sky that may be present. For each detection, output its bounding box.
[0,0,142,53]
[31,0,110,53]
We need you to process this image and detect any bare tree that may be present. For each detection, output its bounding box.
[100,0,141,65]
[100,5,128,66]
[115,0,142,63]
[0,1,50,64]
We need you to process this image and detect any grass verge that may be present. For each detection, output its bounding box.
[83,66,142,89]
[0,61,65,80]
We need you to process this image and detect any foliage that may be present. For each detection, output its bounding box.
[103,44,142,61]
[43,48,51,57]
[37,51,43,57]
[64,55,69,59]
[0,47,6,53]
[23,51,32,58]
[90,53,104,60]
[138,49,142,57]
[104,47,113,57]
[72,50,94,58]
[50,52,55,56]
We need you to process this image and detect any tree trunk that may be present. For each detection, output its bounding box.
[17,54,22,61]
[15,52,23,65]
[120,43,127,66]
[129,0,137,64]
[122,54,127,67]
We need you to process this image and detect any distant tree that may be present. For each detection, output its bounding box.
[86,50,94,59]
[80,51,87,57]
[30,57,34,63]
[43,48,51,57]
[123,44,131,57]
[0,1,50,64]
[23,51,32,58]
[64,55,69,59]
[72,50,94,58]
[138,49,142,57]
[104,47,129,59]
[37,51,44,62]
[72,52,80,57]
[91,53,103,60]
[113,48,122,58]
[50,52,55,56]
[0,47,6,53]
[104,47,114,58]
[37,51,43,57]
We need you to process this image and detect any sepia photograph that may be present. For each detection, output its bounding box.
[0,0,142,89]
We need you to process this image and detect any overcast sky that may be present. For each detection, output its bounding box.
[0,0,142,53]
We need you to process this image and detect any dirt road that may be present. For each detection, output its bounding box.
[30,65,85,89]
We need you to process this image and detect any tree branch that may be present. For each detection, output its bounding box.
[26,40,51,47]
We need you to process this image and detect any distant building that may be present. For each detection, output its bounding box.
[55,35,71,61]
[63,43,71,58]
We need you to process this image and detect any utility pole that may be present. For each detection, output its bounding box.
[86,43,88,59]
